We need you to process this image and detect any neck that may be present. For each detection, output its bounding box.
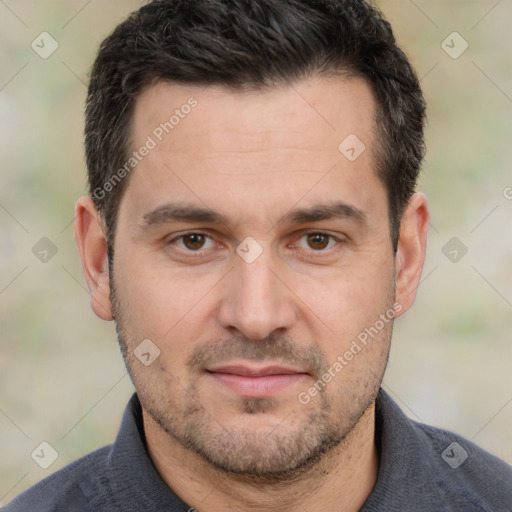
[144,403,379,512]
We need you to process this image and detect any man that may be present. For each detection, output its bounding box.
[5,0,511,510]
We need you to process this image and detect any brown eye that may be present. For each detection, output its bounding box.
[182,234,207,250]
[307,233,330,250]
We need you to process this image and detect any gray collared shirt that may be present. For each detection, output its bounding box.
[4,389,512,511]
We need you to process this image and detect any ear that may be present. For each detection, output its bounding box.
[394,192,430,318]
[74,196,113,321]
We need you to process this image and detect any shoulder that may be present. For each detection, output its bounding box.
[412,419,512,509]
[368,389,512,511]
[2,445,115,512]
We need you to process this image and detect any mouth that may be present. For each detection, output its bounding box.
[205,364,310,398]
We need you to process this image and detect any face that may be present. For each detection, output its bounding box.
[106,76,401,477]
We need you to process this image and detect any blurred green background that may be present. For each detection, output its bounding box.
[1,0,511,503]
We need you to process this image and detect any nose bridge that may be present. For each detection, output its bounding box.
[218,246,295,339]
[237,252,275,308]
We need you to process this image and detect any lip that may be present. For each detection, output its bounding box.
[205,364,309,398]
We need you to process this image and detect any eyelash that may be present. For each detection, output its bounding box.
[167,231,343,255]
[293,231,339,252]
[168,232,217,254]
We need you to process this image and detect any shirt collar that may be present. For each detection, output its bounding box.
[107,394,190,511]
[360,388,444,511]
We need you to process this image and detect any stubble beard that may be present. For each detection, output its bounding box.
[110,279,392,483]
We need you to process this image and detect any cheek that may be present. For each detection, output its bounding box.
[113,254,220,352]
[292,257,394,345]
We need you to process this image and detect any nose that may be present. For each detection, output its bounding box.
[217,250,297,340]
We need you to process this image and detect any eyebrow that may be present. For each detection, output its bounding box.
[282,202,367,226]
[142,204,228,226]
[141,201,367,228]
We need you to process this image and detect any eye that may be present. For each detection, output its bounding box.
[295,232,338,251]
[172,233,216,251]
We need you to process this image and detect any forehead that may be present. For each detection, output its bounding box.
[120,75,384,229]
[132,75,376,153]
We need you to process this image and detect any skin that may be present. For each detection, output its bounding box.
[75,75,429,512]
